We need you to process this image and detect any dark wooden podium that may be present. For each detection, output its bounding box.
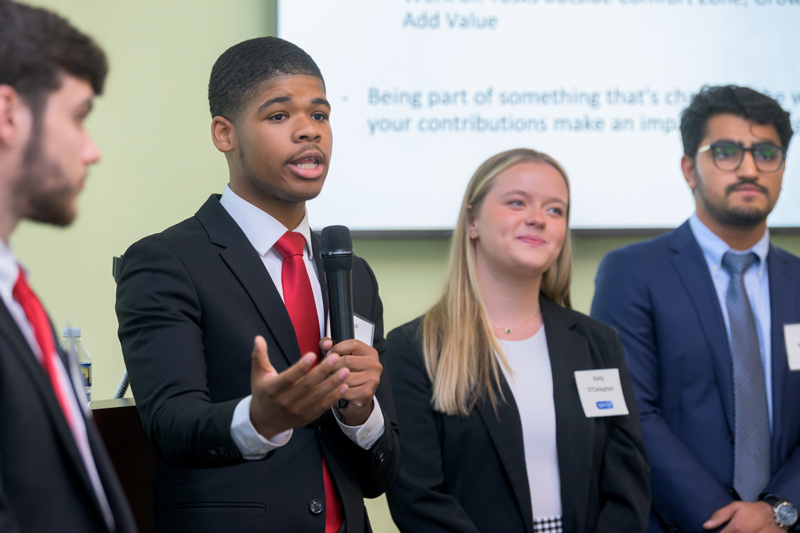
[92,398,155,533]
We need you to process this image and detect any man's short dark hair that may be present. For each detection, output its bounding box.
[208,36,325,123]
[680,85,794,157]
[0,0,108,117]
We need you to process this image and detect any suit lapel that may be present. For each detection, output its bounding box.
[767,246,800,460]
[541,298,594,533]
[196,196,302,368]
[310,232,329,333]
[0,303,100,508]
[85,418,136,532]
[667,222,734,432]
[473,298,598,531]
[475,377,534,531]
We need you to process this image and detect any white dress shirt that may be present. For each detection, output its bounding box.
[220,185,384,458]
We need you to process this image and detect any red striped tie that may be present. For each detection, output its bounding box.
[13,271,75,429]
[274,232,343,533]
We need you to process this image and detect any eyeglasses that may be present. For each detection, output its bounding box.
[697,141,786,173]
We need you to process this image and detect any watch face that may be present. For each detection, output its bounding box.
[776,502,799,526]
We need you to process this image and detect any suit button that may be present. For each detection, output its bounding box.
[209,447,228,460]
[376,450,385,463]
[309,499,324,515]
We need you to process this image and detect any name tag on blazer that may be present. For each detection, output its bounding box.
[324,315,375,347]
[354,314,375,347]
[784,323,800,371]
[574,369,629,417]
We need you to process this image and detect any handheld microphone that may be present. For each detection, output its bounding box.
[321,225,354,343]
[321,225,354,408]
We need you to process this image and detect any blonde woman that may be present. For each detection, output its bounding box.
[385,148,650,532]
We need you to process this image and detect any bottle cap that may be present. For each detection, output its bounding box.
[61,327,81,337]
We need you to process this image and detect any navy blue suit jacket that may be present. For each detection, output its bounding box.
[591,221,800,532]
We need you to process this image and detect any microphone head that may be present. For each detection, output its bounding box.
[321,225,354,272]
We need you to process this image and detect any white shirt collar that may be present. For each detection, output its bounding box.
[219,185,314,258]
[0,240,21,300]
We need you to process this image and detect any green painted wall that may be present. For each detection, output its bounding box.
[18,0,274,400]
[15,2,800,532]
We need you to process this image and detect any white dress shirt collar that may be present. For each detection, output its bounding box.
[0,241,39,358]
[0,240,20,302]
[219,185,314,259]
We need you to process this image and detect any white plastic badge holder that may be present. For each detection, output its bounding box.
[784,323,800,371]
[354,314,375,347]
[574,368,629,418]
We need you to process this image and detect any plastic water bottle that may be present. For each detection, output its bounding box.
[59,327,91,403]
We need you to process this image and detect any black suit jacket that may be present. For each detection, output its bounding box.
[115,195,400,533]
[385,297,650,533]
[0,301,137,532]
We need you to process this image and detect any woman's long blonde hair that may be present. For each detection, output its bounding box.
[422,148,573,417]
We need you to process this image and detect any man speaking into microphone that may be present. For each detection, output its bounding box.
[115,37,400,532]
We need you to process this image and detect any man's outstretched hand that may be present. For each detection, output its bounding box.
[249,335,350,439]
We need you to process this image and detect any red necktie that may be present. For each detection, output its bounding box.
[13,271,75,429]
[274,232,343,533]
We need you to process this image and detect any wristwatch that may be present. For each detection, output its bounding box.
[763,495,799,529]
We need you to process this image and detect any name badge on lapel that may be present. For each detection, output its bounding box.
[354,314,375,347]
[784,323,800,371]
[574,369,629,417]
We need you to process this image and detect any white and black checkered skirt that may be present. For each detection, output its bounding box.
[532,516,563,533]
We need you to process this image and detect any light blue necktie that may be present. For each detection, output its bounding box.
[722,251,771,501]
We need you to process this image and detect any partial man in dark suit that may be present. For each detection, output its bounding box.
[0,2,137,532]
[115,37,400,532]
[592,85,799,533]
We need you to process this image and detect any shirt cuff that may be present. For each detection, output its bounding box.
[333,397,385,450]
[231,396,292,460]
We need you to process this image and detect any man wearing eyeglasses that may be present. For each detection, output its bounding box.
[592,85,799,533]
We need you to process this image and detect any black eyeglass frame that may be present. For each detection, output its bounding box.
[696,141,787,173]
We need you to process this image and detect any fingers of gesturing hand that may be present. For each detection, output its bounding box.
[271,380,348,424]
[250,344,351,438]
[250,336,276,381]
[274,352,349,403]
